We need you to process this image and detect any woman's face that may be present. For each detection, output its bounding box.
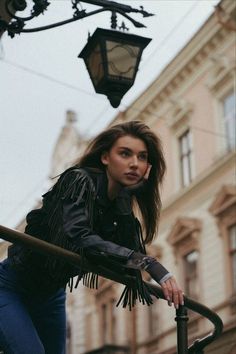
[101,135,149,190]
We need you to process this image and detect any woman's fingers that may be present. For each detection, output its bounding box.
[160,277,184,309]
[144,164,152,180]
[160,282,171,302]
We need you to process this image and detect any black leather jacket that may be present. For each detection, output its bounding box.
[8,168,145,295]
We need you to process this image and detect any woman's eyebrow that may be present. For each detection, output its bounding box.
[118,147,148,153]
[117,146,132,151]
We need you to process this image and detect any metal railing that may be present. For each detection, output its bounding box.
[0,225,224,354]
[84,344,130,354]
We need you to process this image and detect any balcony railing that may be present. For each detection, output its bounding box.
[84,344,130,354]
[0,225,224,354]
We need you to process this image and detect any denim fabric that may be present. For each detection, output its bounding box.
[0,259,66,354]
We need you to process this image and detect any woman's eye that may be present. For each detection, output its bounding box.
[139,154,148,161]
[120,151,130,157]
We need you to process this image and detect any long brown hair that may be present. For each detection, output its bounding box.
[74,121,166,244]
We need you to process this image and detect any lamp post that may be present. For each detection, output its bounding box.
[79,28,151,107]
[0,0,153,107]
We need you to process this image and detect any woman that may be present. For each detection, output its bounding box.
[0,121,183,354]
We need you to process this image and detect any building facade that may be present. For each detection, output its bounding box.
[0,0,235,353]
[69,1,236,353]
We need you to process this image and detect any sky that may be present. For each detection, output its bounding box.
[0,0,220,229]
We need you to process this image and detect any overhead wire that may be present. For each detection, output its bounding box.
[0,0,224,139]
[119,103,230,140]
[0,0,225,140]
[1,0,230,225]
[1,59,105,101]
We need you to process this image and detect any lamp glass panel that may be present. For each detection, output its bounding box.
[86,44,104,85]
[106,40,140,79]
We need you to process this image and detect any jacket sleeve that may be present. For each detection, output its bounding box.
[55,169,133,262]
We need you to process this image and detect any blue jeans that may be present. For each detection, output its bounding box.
[0,259,66,354]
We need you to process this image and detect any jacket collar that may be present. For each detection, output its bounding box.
[96,171,111,208]
[83,167,111,208]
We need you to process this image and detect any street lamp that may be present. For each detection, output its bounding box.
[79,28,151,107]
[0,0,153,107]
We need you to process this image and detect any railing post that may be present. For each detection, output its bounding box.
[175,305,189,354]
[0,225,224,354]
[191,339,205,354]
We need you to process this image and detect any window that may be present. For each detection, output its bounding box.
[229,224,236,292]
[179,130,193,187]
[167,217,201,295]
[222,92,236,151]
[165,97,193,191]
[95,281,117,346]
[207,54,235,156]
[209,185,236,313]
[101,298,117,344]
[183,251,199,299]
[168,217,201,329]
[148,297,159,337]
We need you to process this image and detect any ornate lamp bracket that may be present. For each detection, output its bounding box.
[0,0,154,38]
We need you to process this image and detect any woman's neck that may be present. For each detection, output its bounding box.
[106,174,122,200]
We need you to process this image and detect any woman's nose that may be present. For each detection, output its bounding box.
[129,156,138,167]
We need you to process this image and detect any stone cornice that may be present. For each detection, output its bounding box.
[167,217,202,247]
[161,151,236,217]
[165,98,193,130]
[122,0,235,122]
[209,184,236,216]
[206,54,236,93]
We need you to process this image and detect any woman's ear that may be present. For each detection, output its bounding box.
[101,151,109,166]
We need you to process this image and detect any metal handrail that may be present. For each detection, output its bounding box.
[0,225,223,353]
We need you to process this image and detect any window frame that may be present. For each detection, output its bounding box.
[183,250,200,300]
[209,184,236,313]
[179,129,194,188]
[221,90,236,152]
[95,281,117,346]
[167,217,202,298]
[207,55,235,158]
[228,224,236,293]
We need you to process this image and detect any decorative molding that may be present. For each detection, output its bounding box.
[210,184,236,300]
[166,97,193,130]
[207,55,236,93]
[162,151,235,216]
[209,184,236,216]
[114,1,235,124]
[142,26,230,115]
[167,217,202,248]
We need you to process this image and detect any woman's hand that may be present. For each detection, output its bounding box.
[142,255,184,309]
[123,164,152,195]
[144,163,152,180]
[160,276,184,309]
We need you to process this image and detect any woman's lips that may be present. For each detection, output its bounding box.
[125,172,140,180]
